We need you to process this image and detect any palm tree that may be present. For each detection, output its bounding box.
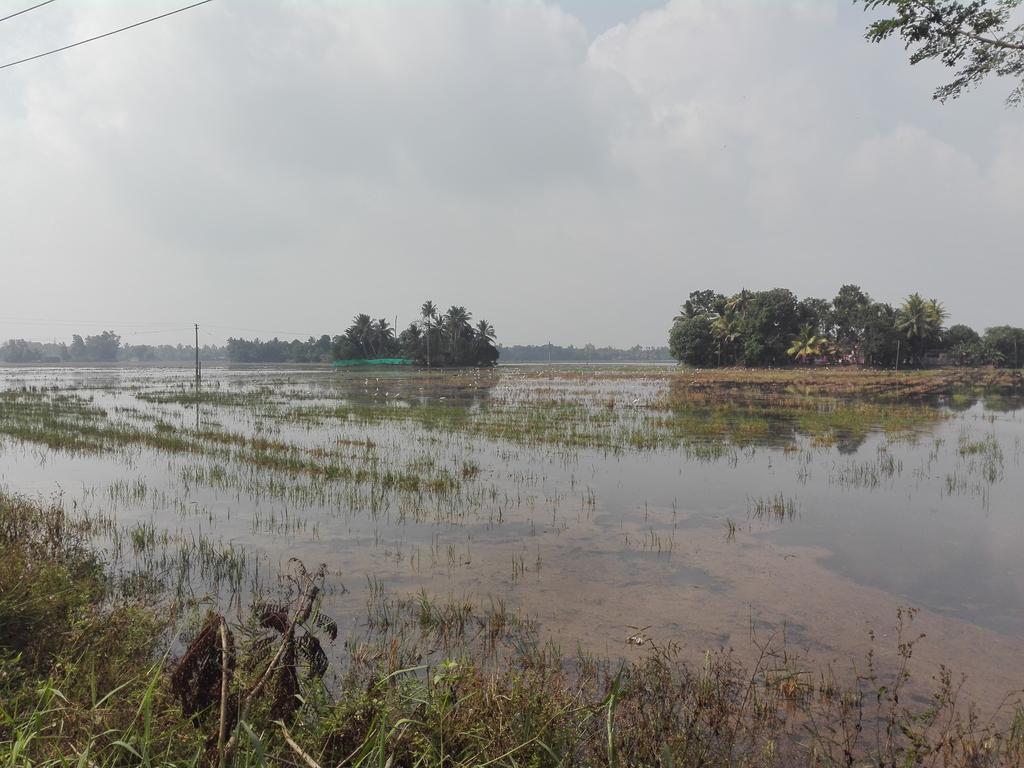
[420,300,437,368]
[725,289,753,319]
[373,318,394,356]
[444,306,472,363]
[711,312,741,366]
[787,324,828,363]
[925,298,948,328]
[895,293,930,341]
[674,302,707,323]
[473,319,498,366]
[346,314,374,358]
[398,322,422,360]
[896,294,946,366]
[474,319,495,344]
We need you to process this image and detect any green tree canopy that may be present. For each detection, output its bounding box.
[669,315,717,367]
[984,325,1024,367]
[831,285,872,351]
[665,286,1006,369]
[857,0,1024,105]
[739,289,803,366]
[66,331,120,363]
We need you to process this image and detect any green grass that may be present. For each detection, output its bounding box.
[0,368,994,469]
[3,491,1024,767]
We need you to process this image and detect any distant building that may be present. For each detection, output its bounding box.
[921,350,952,368]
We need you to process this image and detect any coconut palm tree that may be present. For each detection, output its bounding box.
[443,306,472,363]
[474,319,495,344]
[896,294,946,366]
[895,293,930,340]
[711,312,742,366]
[345,314,374,358]
[398,322,422,360]
[420,300,437,368]
[725,289,753,319]
[473,320,498,366]
[926,298,948,328]
[787,324,829,363]
[373,318,395,356]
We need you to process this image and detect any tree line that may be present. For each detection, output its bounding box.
[1,333,226,364]
[498,344,672,363]
[669,286,1024,369]
[224,336,333,364]
[227,302,499,366]
[2,302,499,368]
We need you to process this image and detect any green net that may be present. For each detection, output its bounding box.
[332,358,414,367]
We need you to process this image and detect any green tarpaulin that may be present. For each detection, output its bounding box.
[332,358,414,367]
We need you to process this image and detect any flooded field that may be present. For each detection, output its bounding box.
[2,364,1023,712]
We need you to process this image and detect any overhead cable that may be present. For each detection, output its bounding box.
[0,0,57,24]
[0,0,215,71]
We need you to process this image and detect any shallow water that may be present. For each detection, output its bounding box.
[1,365,1022,708]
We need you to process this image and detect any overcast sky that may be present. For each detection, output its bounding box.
[1,0,1021,348]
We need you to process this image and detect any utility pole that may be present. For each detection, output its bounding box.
[895,338,900,373]
[194,323,201,388]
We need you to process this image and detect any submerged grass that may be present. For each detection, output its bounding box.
[2,368,1009,466]
[747,494,798,522]
[3,492,1024,767]
[3,368,1024,765]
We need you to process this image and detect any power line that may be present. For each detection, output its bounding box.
[2,318,334,341]
[0,319,194,339]
[116,327,195,338]
[0,0,215,71]
[0,316,187,326]
[205,324,331,339]
[0,0,56,24]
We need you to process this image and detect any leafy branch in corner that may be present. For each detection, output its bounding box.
[858,0,1024,104]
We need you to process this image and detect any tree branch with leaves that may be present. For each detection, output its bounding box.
[858,0,1024,104]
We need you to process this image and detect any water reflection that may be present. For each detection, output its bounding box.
[1,366,1023,702]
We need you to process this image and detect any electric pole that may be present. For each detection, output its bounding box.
[194,323,201,388]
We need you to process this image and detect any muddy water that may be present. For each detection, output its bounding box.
[1,365,1022,710]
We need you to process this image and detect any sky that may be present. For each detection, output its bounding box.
[0,0,1021,349]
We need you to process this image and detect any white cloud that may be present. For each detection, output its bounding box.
[0,0,1020,346]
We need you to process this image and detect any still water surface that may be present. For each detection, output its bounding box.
[1,365,1022,705]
